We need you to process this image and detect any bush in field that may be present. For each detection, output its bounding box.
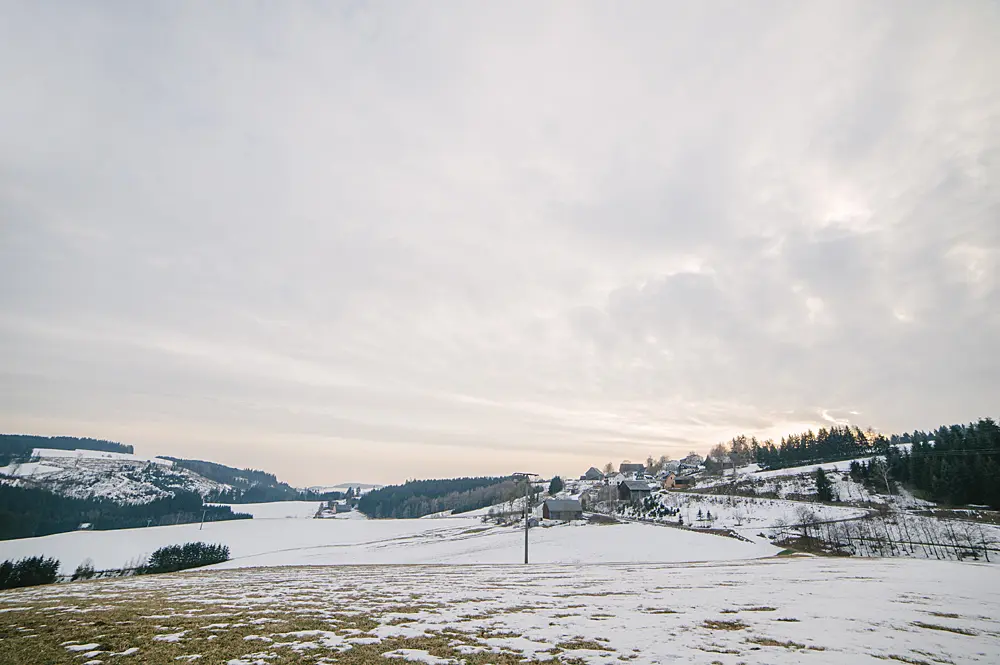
[72,558,96,581]
[0,556,60,589]
[141,542,230,574]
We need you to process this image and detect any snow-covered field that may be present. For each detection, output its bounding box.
[2,557,997,664]
[30,447,174,466]
[210,501,323,519]
[0,514,777,573]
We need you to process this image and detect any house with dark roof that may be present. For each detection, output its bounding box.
[542,498,584,521]
[618,479,653,502]
[673,475,696,489]
[619,462,646,477]
[581,467,604,481]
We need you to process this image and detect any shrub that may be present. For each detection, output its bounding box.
[71,558,96,581]
[0,556,60,589]
[141,542,230,574]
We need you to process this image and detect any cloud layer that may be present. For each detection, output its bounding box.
[2,1,998,484]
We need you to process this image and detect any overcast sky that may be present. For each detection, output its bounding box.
[1,2,998,486]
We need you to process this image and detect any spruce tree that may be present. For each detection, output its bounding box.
[548,476,564,495]
[815,467,834,502]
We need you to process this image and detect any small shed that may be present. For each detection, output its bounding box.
[542,498,584,521]
[618,479,653,502]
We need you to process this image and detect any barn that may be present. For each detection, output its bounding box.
[618,479,653,503]
[542,498,584,521]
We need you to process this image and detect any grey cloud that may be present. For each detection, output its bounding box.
[1,1,998,484]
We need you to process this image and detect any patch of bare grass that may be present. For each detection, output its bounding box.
[703,619,748,631]
[556,639,613,651]
[911,621,977,636]
[747,635,805,649]
[873,655,933,665]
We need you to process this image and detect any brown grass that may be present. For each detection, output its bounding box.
[747,635,805,649]
[0,588,557,665]
[911,621,977,636]
[703,619,748,631]
[556,639,613,651]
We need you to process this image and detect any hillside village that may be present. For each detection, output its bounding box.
[525,450,1000,563]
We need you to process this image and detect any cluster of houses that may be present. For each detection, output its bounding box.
[538,456,705,523]
[580,456,702,490]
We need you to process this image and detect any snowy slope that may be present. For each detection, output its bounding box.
[0,448,230,504]
[693,456,934,508]
[0,513,778,572]
[626,491,868,531]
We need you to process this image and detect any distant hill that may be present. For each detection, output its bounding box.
[0,448,230,505]
[163,457,343,503]
[1,435,347,506]
[0,434,133,464]
[358,477,524,519]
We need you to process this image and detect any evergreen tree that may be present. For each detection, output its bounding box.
[548,476,564,495]
[815,467,834,502]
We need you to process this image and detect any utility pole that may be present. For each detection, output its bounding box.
[512,472,536,564]
[199,508,208,530]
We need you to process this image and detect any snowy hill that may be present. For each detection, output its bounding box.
[692,453,933,509]
[0,448,230,505]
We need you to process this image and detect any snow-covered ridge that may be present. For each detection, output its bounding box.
[1,449,229,505]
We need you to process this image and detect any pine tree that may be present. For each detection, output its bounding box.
[815,467,834,502]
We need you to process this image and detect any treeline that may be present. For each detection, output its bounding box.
[707,418,1000,509]
[358,477,520,519]
[881,419,1000,508]
[0,485,251,541]
[0,556,60,590]
[756,426,891,469]
[0,434,133,465]
[164,457,341,503]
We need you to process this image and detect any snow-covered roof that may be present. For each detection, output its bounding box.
[543,498,582,512]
